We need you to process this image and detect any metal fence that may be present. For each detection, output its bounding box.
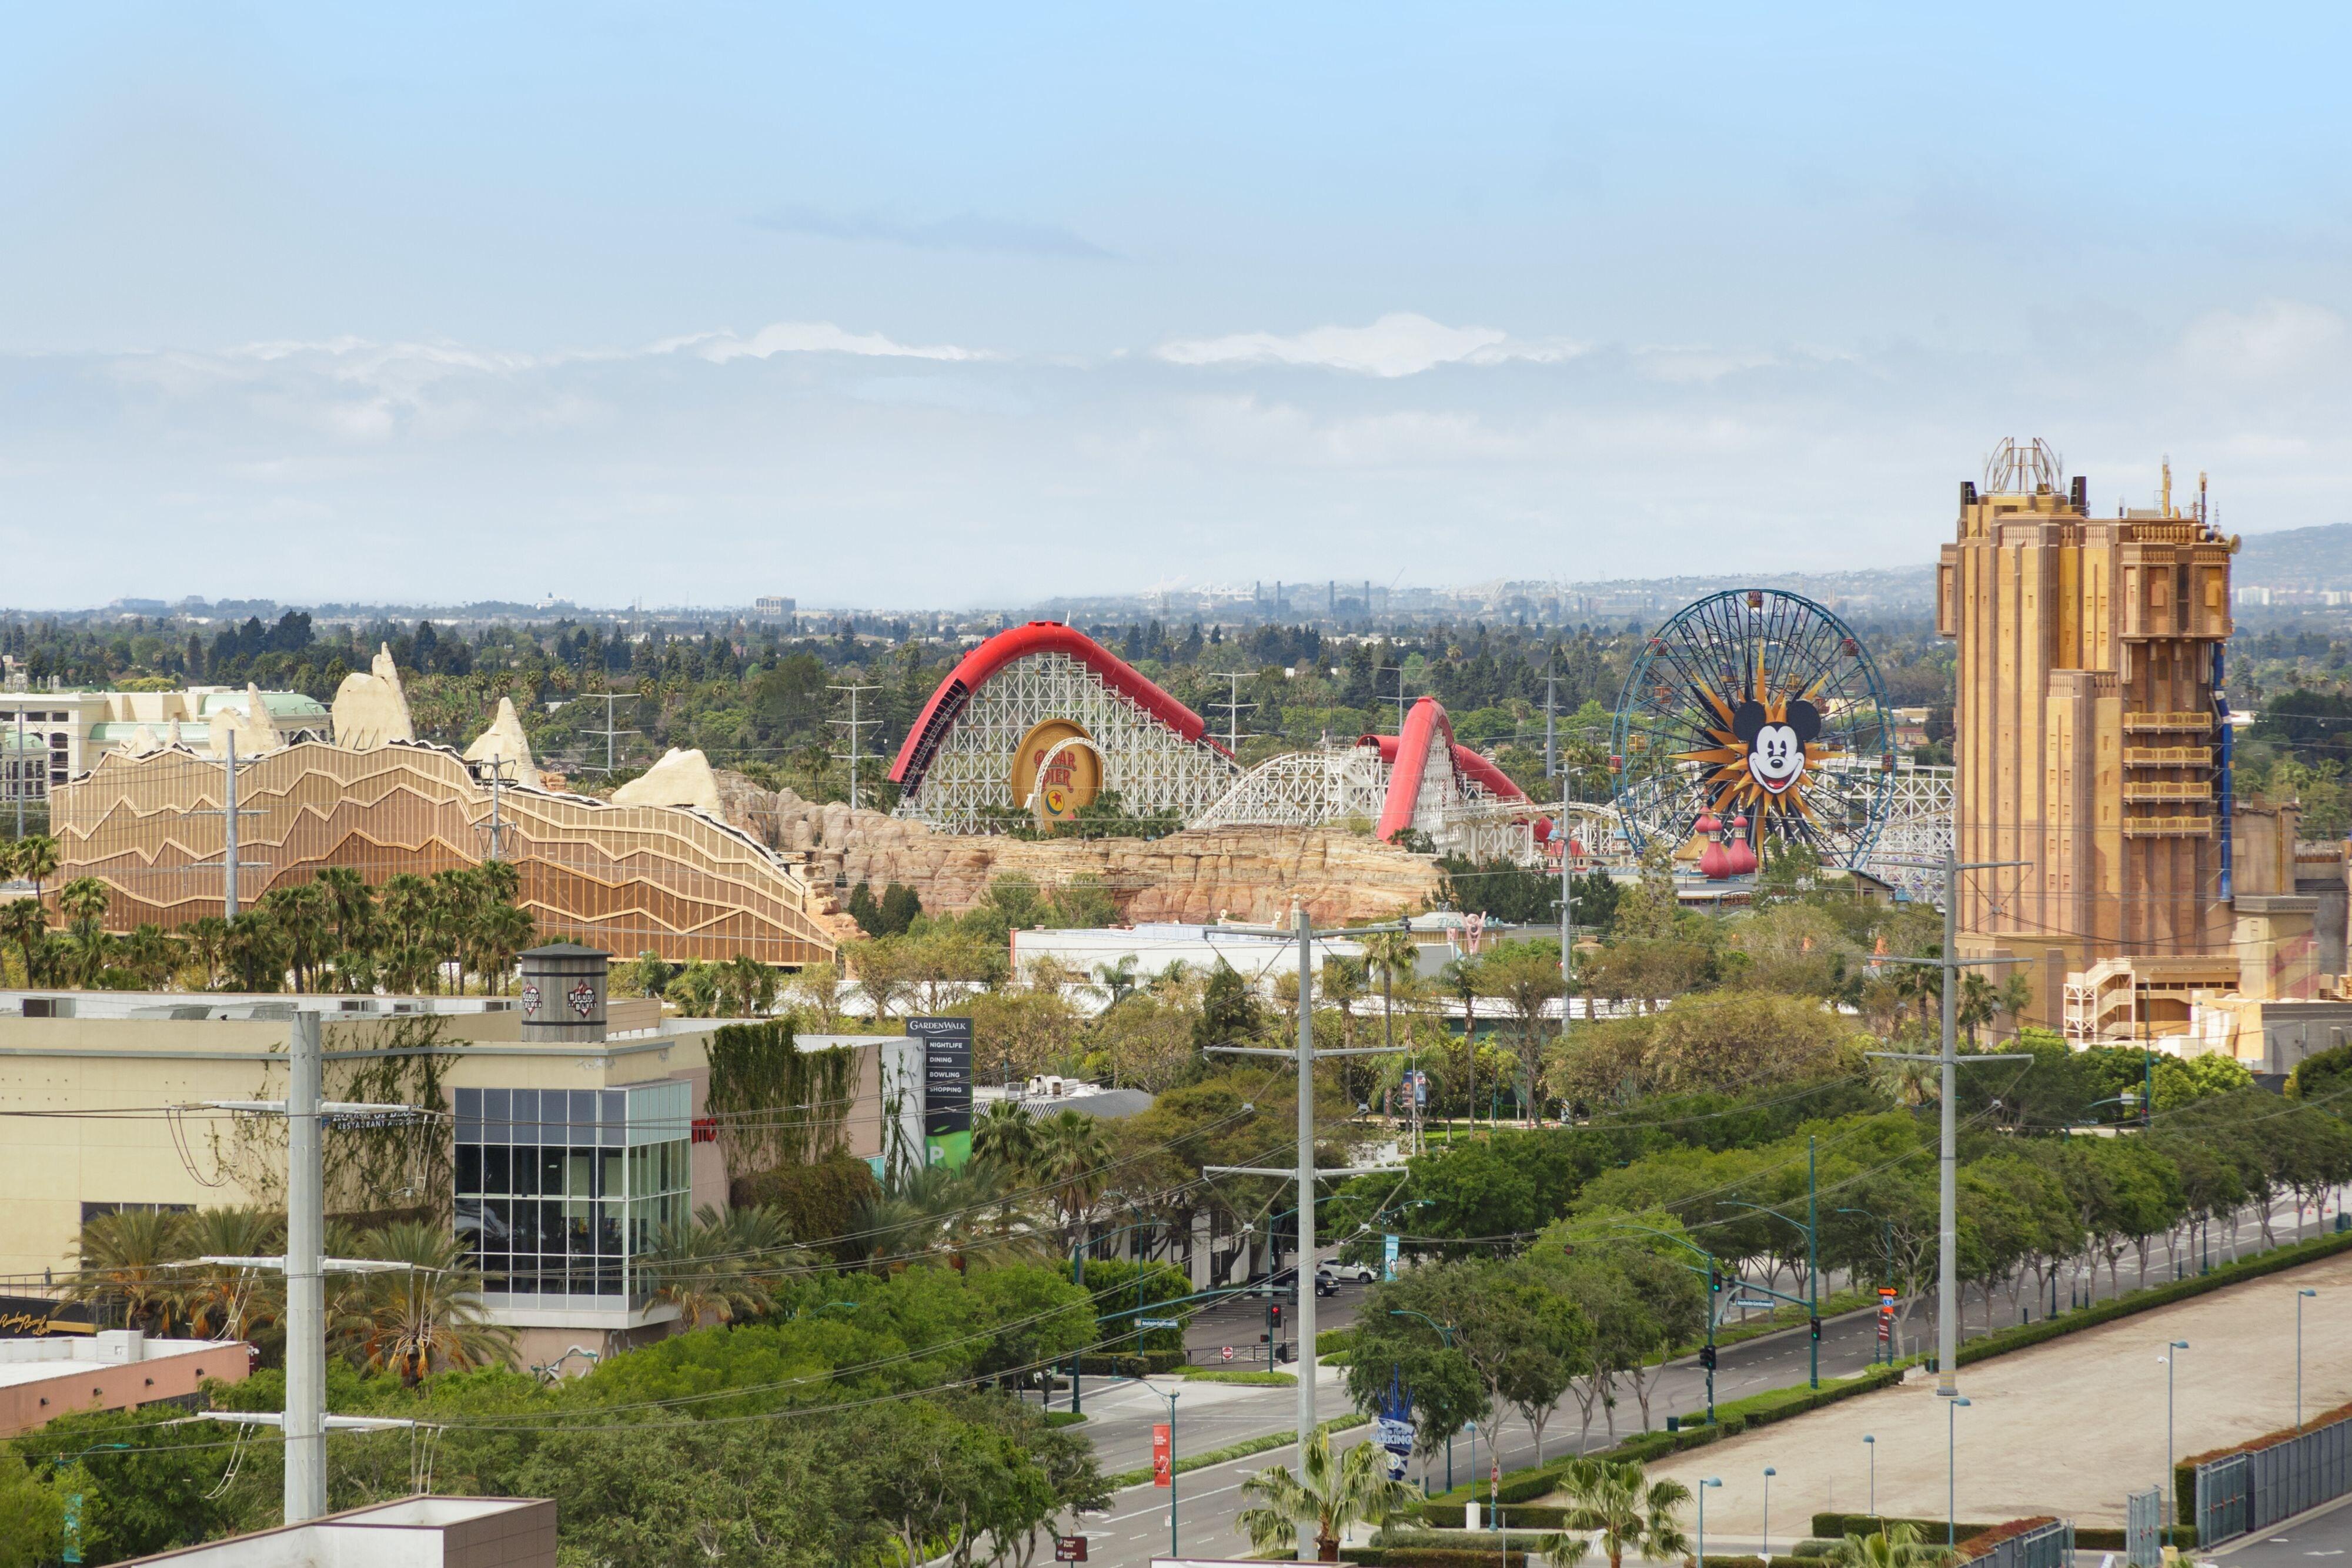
[1966,1518,2073,1568]
[2195,1416,2352,1548]
[2126,1488,2163,1568]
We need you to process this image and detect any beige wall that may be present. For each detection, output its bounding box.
[0,1015,737,1285]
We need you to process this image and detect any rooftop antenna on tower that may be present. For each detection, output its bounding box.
[1982,437,2063,496]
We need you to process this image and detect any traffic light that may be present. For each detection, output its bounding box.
[1809,1316,1822,1342]
[1708,1265,1723,1295]
[1698,1345,1717,1370]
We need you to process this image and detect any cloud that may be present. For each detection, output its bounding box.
[750,205,1115,259]
[655,322,987,364]
[1153,312,1582,377]
[2179,300,2349,382]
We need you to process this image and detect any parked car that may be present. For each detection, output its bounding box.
[1317,1261,1377,1285]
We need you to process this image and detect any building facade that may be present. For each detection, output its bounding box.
[1937,442,2239,1013]
[0,687,332,807]
[0,1006,907,1369]
[49,740,838,965]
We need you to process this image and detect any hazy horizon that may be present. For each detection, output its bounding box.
[7,6,2351,607]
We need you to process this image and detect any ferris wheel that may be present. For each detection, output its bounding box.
[1610,590,1896,874]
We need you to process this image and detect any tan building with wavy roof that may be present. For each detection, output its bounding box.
[48,735,836,966]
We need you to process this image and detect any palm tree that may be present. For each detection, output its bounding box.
[1826,1520,1955,1568]
[719,952,777,1017]
[1539,1459,1692,1568]
[68,1208,191,1332]
[1237,1426,1419,1562]
[262,883,330,992]
[642,1204,807,1327]
[857,1161,1049,1271]
[182,915,229,991]
[223,911,288,992]
[56,877,112,987]
[315,866,375,952]
[1031,1108,1111,1250]
[178,1206,287,1342]
[12,833,61,906]
[121,924,183,988]
[0,895,49,987]
[378,872,433,954]
[473,901,536,995]
[329,1220,516,1385]
[971,1099,1039,1176]
[1093,955,1142,1011]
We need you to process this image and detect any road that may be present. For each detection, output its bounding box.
[1065,1198,2343,1567]
[1070,1296,1886,1568]
[2215,1493,2352,1563]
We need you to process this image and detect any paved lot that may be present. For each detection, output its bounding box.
[2215,1493,2352,1562]
[1627,1247,2352,1539]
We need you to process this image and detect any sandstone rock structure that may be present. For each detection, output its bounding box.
[462,697,542,791]
[332,644,416,750]
[211,684,284,760]
[713,772,1438,927]
[615,748,724,817]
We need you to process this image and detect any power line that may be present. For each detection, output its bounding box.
[577,689,641,775]
[828,682,883,813]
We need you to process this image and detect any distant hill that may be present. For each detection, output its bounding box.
[2236,523,2352,589]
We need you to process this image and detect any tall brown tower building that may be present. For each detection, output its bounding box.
[1936,439,2239,1009]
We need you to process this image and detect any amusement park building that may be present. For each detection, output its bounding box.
[41,648,838,966]
[1938,441,2348,1062]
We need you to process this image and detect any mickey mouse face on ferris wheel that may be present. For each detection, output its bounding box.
[1733,699,1820,795]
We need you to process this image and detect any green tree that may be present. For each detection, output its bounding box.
[1237,1426,1419,1563]
[1541,1457,1692,1568]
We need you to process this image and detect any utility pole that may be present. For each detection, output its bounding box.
[12,708,22,838]
[1211,673,1255,755]
[482,754,512,860]
[1544,663,1558,781]
[828,681,881,812]
[1202,907,1411,1560]
[580,689,640,775]
[197,1014,416,1522]
[196,733,265,919]
[1870,852,2030,1399]
[1375,665,1411,733]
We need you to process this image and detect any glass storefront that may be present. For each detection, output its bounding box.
[452,1082,691,1309]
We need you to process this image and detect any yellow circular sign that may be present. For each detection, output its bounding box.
[1010,719,1102,824]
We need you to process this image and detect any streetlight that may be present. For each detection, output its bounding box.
[1155,1385,1181,1559]
[1389,1309,1459,1492]
[1863,1435,1876,1519]
[2163,1340,2189,1524]
[1762,1467,1778,1557]
[1698,1477,1722,1568]
[2300,1290,2319,1429]
[1946,1397,1972,1547]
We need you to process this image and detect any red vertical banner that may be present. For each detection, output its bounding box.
[1152,1424,1172,1487]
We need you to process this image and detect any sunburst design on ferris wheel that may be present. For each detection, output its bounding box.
[1611,589,1896,872]
[1676,672,1827,828]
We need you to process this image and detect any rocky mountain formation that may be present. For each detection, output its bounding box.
[709,771,1438,929]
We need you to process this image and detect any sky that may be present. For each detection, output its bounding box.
[4,4,2351,610]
